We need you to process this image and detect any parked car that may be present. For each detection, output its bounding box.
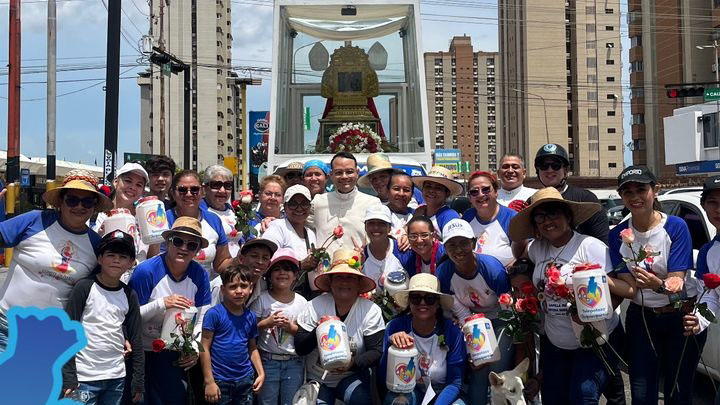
[660,187,703,195]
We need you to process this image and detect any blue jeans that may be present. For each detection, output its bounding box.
[626,303,707,405]
[257,356,304,405]
[217,376,254,405]
[383,386,468,405]
[317,369,372,405]
[540,326,624,405]
[468,318,515,405]
[140,351,188,405]
[71,378,125,405]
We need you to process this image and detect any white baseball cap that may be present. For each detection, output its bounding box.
[364,204,392,224]
[116,162,149,184]
[284,184,312,203]
[442,219,475,244]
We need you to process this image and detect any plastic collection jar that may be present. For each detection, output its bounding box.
[135,196,169,245]
[383,271,409,297]
[386,344,418,393]
[572,263,612,322]
[315,315,352,369]
[103,208,137,237]
[462,313,500,366]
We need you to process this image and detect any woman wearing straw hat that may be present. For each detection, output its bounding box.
[129,216,211,404]
[379,273,467,405]
[412,166,463,239]
[295,249,385,405]
[509,187,626,405]
[0,169,112,350]
[358,153,395,203]
[608,166,702,405]
[435,218,511,405]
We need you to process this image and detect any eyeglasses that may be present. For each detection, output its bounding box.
[408,232,432,241]
[262,191,283,199]
[206,181,233,191]
[64,195,98,209]
[286,200,311,210]
[468,186,492,197]
[168,236,200,251]
[284,172,301,180]
[537,161,563,171]
[408,293,439,306]
[177,186,201,195]
[532,211,563,224]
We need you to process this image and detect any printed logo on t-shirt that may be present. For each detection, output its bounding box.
[466,287,485,308]
[273,326,289,346]
[465,324,486,351]
[418,352,432,376]
[395,358,416,383]
[52,240,77,274]
[577,276,603,308]
[320,325,341,351]
[474,231,488,254]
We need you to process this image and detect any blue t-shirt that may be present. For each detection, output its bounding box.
[394,240,447,276]
[462,205,516,267]
[202,304,258,382]
[696,236,720,280]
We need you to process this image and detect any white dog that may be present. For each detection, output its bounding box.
[489,358,529,405]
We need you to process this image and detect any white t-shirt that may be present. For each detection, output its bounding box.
[462,205,516,267]
[261,218,316,261]
[388,210,414,240]
[207,205,242,258]
[528,232,620,350]
[497,185,536,207]
[363,243,406,292]
[250,291,308,355]
[296,294,385,387]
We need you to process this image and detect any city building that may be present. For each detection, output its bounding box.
[628,0,715,180]
[498,0,624,178]
[424,36,501,172]
[137,0,246,184]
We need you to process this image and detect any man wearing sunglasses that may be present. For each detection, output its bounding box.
[533,143,609,245]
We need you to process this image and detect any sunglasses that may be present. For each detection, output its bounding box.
[206,181,233,191]
[537,161,563,171]
[177,186,201,195]
[64,195,98,209]
[408,232,432,241]
[168,236,200,251]
[408,293,439,306]
[532,210,563,224]
[284,172,302,180]
[286,200,311,210]
[468,186,492,197]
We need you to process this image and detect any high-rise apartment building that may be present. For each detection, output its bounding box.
[628,0,715,179]
[499,1,624,177]
[137,0,244,180]
[424,36,502,172]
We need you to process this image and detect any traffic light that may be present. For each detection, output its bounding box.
[667,87,705,98]
[149,52,171,66]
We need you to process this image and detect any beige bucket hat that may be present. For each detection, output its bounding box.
[412,165,464,197]
[161,216,210,249]
[394,273,454,310]
[358,153,394,188]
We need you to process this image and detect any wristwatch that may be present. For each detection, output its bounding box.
[655,280,667,294]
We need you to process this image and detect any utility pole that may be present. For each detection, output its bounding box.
[47,0,57,187]
[7,0,21,186]
[158,0,166,156]
[102,0,121,185]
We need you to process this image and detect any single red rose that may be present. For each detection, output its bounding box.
[520,282,534,296]
[231,200,241,209]
[514,298,526,313]
[152,339,165,352]
[333,225,344,239]
[498,293,513,308]
[704,273,720,290]
[556,284,570,298]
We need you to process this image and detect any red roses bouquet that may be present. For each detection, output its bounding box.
[497,281,541,344]
[327,123,383,153]
[232,190,257,238]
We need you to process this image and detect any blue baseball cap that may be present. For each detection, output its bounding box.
[303,160,328,175]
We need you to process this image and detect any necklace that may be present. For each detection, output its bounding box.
[416,241,440,275]
[543,232,572,267]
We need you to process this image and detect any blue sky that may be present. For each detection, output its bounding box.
[0,0,630,166]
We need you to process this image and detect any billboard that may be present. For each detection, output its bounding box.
[248,111,270,192]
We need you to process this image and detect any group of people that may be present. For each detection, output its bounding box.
[0,145,717,405]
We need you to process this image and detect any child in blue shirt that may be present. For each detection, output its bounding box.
[201,264,265,404]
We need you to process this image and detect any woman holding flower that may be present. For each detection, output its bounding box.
[508,187,626,405]
[608,166,702,405]
[379,274,467,405]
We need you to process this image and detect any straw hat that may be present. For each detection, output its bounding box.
[161,216,210,249]
[508,187,602,241]
[394,273,454,310]
[275,161,304,177]
[42,169,113,211]
[412,166,464,197]
[314,249,376,294]
[358,153,394,188]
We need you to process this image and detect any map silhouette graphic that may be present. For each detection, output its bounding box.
[0,307,86,405]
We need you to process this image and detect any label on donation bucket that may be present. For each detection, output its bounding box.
[315,316,351,369]
[462,313,499,366]
[386,345,418,393]
[572,263,611,322]
[136,196,168,245]
[103,208,137,238]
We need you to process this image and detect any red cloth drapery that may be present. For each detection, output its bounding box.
[319,98,386,139]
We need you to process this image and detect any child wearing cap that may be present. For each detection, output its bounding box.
[362,205,407,296]
[200,265,265,404]
[238,238,278,307]
[249,248,308,405]
[62,231,144,404]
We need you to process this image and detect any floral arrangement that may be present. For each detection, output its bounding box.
[232,190,257,238]
[151,312,203,360]
[326,123,383,153]
[498,282,541,344]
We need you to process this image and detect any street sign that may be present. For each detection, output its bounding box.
[675,159,720,175]
[705,88,720,102]
[304,107,311,131]
[162,63,171,77]
[123,153,159,165]
[20,168,29,187]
